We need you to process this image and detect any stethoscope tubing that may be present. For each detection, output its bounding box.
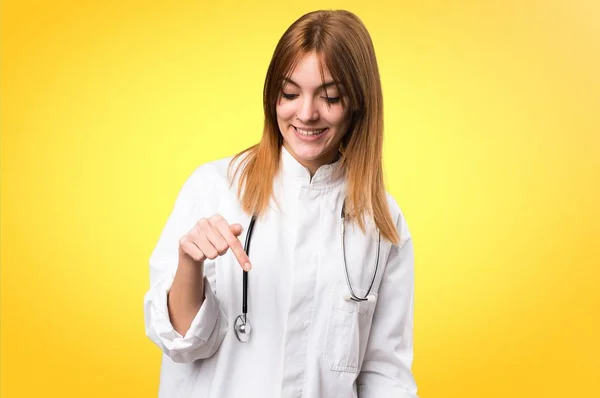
[340,219,380,302]
[242,215,257,320]
[236,199,380,342]
[340,200,380,302]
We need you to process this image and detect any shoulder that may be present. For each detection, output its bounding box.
[186,151,250,189]
[384,191,412,248]
[175,152,250,215]
[174,153,235,204]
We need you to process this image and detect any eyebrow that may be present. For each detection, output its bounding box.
[282,77,340,90]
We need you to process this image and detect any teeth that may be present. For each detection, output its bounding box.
[296,127,326,136]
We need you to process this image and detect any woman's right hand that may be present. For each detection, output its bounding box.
[178,214,252,271]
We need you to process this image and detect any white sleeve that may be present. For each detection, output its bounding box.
[143,166,228,363]
[357,209,419,397]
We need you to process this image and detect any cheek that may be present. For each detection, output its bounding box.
[326,107,351,129]
[276,101,296,121]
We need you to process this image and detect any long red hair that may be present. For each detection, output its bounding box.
[228,10,400,245]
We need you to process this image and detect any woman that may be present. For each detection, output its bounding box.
[144,9,418,398]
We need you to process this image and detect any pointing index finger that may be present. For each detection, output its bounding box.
[213,218,251,271]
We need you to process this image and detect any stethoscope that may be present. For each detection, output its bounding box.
[233,199,381,343]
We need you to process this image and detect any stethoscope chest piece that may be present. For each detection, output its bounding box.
[234,314,252,342]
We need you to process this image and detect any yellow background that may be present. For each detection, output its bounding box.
[2,0,599,397]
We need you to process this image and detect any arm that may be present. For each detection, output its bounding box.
[143,166,228,363]
[357,210,419,397]
[168,249,206,337]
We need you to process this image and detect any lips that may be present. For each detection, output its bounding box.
[293,126,328,136]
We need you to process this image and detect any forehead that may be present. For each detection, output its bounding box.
[284,52,334,88]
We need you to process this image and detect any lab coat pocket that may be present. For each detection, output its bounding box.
[324,283,377,373]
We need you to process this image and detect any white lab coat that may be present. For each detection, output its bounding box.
[143,146,418,398]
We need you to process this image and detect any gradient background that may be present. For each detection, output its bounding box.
[2,0,599,397]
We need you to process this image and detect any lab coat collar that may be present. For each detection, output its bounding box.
[280,145,344,187]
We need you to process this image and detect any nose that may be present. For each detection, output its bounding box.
[296,97,319,123]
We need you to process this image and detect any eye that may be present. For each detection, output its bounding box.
[282,93,298,100]
[322,96,341,104]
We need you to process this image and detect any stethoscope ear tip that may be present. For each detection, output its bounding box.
[366,294,377,303]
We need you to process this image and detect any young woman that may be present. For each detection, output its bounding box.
[144,9,418,398]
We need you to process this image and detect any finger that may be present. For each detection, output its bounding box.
[230,223,243,236]
[211,217,251,271]
[194,222,219,260]
[205,224,229,256]
[180,237,205,263]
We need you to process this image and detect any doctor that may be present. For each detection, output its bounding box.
[144,9,418,398]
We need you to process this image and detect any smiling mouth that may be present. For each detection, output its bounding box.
[294,126,328,136]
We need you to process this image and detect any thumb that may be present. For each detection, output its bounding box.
[230,223,243,236]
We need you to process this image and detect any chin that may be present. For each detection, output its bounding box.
[288,144,326,161]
